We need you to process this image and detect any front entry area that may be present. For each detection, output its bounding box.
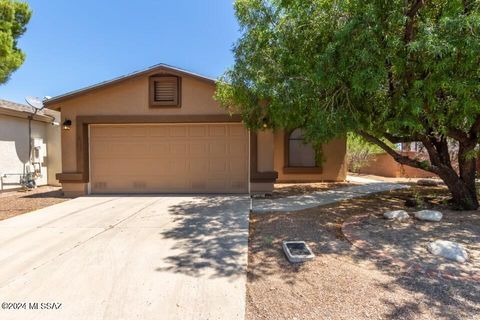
[89,123,249,194]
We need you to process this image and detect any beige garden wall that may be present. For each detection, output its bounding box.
[357,152,436,178]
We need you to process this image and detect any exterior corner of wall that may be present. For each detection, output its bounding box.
[61,182,87,197]
[250,182,274,193]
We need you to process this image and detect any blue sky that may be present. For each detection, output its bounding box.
[0,0,240,104]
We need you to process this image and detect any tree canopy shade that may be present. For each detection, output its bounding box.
[216,0,480,210]
[0,0,31,84]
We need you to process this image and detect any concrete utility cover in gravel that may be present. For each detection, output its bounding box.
[383,210,410,221]
[417,179,439,186]
[282,241,315,263]
[428,240,469,263]
[415,210,443,222]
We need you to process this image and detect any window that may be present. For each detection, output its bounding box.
[284,129,322,173]
[149,75,181,107]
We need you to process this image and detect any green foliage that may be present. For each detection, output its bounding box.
[215,0,480,145]
[346,133,384,172]
[0,0,31,84]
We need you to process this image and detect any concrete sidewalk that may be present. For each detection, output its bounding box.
[252,181,409,213]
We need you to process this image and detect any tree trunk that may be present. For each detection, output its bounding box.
[437,165,478,210]
[357,131,479,210]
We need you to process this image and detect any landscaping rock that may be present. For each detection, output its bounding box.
[383,210,410,221]
[415,210,443,222]
[417,179,439,186]
[427,240,469,263]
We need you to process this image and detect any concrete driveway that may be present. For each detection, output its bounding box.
[0,195,250,320]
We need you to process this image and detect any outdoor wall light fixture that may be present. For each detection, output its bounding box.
[62,119,72,130]
[262,117,269,129]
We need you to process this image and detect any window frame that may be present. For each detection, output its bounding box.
[283,129,323,174]
[149,75,182,108]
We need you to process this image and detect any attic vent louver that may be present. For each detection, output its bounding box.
[149,76,180,107]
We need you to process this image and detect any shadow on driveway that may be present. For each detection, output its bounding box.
[156,195,250,278]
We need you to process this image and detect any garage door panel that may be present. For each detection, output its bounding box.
[229,125,247,137]
[209,159,227,173]
[170,126,187,137]
[230,159,247,172]
[170,144,188,156]
[229,142,247,156]
[209,142,228,156]
[149,126,170,137]
[90,124,248,194]
[169,159,188,174]
[189,161,208,174]
[189,142,208,156]
[188,125,207,137]
[209,125,227,137]
[149,143,171,157]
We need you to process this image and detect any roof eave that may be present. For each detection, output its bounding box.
[0,108,54,123]
[44,64,217,108]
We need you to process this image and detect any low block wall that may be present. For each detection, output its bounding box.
[357,152,436,178]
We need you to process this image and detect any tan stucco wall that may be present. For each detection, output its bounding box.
[61,182,88,196]
[357,152,436,178]
[256,130,274,172]
[46,121,62,186]
[273,131,347,182]
[0,114,61,190]
[48,71,237,194]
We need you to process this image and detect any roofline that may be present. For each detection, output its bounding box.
[44,64,217,108]
[0,107,55,123]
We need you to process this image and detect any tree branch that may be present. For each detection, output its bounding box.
[469,115,480,138]
[383,132,420,143]
[447,128,469,143]
[404,0,424,43]
[358,131,439,174]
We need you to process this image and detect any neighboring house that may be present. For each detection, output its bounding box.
[44,64,346,196]
[0,99,61,191]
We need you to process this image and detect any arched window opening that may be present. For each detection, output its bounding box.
[287,129,316,167]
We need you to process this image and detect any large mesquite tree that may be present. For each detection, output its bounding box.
[216,0,480,210]
[0,0,31,84]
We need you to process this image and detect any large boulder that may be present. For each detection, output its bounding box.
[383,210,410,222]
[415,210,443,222]
[427,240,469,263]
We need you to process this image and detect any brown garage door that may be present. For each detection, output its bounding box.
[89,123,248,194]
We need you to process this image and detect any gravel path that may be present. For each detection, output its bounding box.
[252,182,409,213]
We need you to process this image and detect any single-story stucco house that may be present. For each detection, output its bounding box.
[0,99,61,191]
[44,64,346,196]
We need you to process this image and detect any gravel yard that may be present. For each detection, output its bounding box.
[247,185,480,320]
[0,186,71,221]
